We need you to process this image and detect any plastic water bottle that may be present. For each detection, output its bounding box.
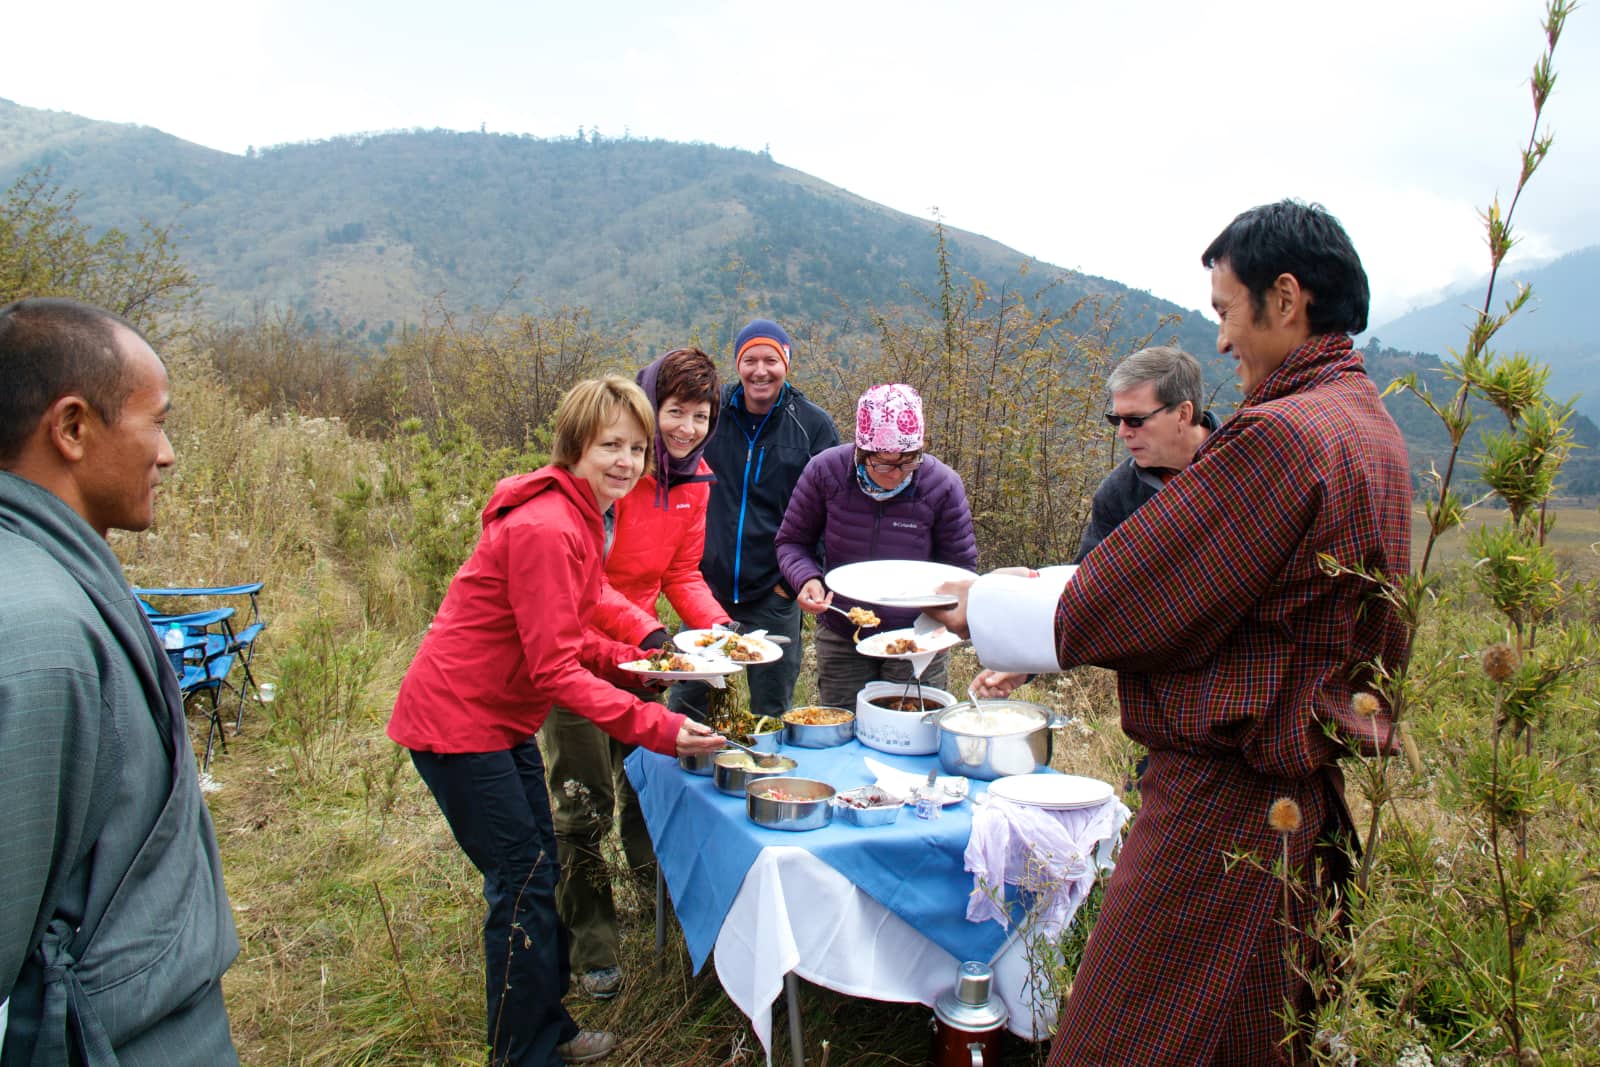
[164,624,186,676]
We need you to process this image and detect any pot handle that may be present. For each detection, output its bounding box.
[968,1042,985,1066]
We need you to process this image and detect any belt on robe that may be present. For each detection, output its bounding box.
[34,917,116,1066]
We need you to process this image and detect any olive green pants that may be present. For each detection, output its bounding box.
[541,706,656,974]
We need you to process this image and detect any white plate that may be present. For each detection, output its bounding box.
[824,560,980,609]
[855,626,965,659]
[673,629,783,665]
[985,774,1115,811]
[620,654,743,682]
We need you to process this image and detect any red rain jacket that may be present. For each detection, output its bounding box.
[387,465,685,755]
[591,463,730,644]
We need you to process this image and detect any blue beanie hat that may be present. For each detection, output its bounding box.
[734,318,793,371]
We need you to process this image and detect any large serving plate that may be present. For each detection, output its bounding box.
[824,560,979,610]
[673,629,783,665]
[985,773,1114,810]
[855,626,964,659]
[620,653,742,682]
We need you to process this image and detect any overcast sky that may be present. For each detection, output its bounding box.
[5,0,1595,327]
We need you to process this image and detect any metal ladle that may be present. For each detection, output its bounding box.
[721,735,783,768]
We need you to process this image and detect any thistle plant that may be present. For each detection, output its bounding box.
[1307,3,1600,1060]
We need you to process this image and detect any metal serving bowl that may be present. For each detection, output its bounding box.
[678,748,724,776]
[781,706,856,749]
[747,777,836,831]
[713,750,796,796]
[921,699,1065,780]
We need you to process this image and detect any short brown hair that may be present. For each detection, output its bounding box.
[654,347,719,412]
[551,376,655,472]
[0,298,145,464]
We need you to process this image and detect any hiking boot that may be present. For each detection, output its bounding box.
[578,966,623,1000]
[557,1029,617,1064]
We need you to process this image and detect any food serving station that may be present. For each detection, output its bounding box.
[622,562,1126,1065]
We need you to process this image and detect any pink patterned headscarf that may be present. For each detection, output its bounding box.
[855,384,924,452]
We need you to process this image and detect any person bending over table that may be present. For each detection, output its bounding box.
[388,377,724,1067]
[544,348,730,1003]
[931,201,1411,1065]
[775,383,976,707]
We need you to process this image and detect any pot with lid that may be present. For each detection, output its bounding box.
[921,699,1066,781]
[929,960,1007,1067]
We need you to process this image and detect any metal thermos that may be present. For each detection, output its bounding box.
[928,961,1007,1067]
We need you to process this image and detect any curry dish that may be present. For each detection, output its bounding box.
[782,706,854,726]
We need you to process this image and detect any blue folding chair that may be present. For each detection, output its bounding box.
[147,606,238,769]
[135,582,267,735]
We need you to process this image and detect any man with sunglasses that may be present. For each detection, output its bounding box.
[932,200,1410,1064]
[1076,346,1219,561]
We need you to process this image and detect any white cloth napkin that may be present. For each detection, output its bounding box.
[862,756,967,803]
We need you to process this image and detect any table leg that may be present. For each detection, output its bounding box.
[785,970,805,1067]
[655,864,667,975]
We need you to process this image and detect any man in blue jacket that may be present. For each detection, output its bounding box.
[677,319,838,717]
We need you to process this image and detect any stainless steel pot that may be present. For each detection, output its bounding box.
[921,700,1065,780]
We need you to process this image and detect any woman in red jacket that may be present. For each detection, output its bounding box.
[388,376,723,1067]
[544,348,730,1001]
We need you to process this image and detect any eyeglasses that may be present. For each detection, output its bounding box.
[862,453,923,473]
[1104,403,1175,429]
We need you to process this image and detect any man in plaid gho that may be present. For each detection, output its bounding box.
[937,200,1412,1064]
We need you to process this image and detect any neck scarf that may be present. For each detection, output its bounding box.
[856,462,914,502]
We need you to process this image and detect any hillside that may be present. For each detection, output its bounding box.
[1368,246,1600,423]
[0,97,1218,363]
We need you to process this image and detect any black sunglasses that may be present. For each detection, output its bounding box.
[1104,402,1175,429]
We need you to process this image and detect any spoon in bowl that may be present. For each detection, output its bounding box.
[721,735,783,768]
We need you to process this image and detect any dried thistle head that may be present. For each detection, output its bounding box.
[1350,691,1381,718]
[1268,797,1303,835]
[1482,642,1519,682]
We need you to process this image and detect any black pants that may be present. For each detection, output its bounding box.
[411,739,579,1067]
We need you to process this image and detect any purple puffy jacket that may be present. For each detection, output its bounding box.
[775,444,978,638]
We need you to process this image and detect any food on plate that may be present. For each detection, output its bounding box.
[783,706,854,727]
[939,706,1044,735]
[721,636,766,662]
[869,695,944,712]
[694,631,722,647]
[883,637,921,655]
[642,650,697,672]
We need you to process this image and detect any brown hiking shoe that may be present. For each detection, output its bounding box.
[578,966,623,1000]
[557,1029,617,1064]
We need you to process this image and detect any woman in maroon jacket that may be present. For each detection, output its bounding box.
[544,348,730,1003]
[388,376,723,1067]
[776,383,978,707]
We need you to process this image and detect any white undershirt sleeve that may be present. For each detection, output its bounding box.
[967,565,1077,674]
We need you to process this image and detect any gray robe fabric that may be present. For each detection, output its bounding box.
[0,472,238,1066]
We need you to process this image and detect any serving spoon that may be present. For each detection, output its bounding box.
[721,735,784,768]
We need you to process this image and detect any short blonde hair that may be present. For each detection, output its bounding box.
[551,376,655,471]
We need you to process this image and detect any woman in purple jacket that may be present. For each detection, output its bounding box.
[776,384,978,707]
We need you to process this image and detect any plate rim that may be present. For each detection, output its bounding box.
[824,560,979,609]
[854,626,963,659]
[619,654,742,681]
[986,773,1114,810]
[672,629,783,664]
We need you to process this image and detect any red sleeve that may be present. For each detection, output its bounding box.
[660,489,731,630]
[505,519,684,755]
[590,574,666,645]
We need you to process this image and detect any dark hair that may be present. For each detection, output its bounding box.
[0,297,145,464]
[1107,346,1204,418]
[1201,200,1370,335]
[654,347,720,414]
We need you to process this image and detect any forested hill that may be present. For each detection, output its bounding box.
[0,97,1216,360]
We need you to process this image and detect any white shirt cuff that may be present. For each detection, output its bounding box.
[969,565,1076,674]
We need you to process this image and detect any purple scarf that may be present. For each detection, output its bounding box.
[636,352,720,509]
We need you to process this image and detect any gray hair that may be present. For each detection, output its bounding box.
[1106,346,1203,415]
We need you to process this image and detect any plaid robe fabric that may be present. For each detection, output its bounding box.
[1047,334,1411,1065]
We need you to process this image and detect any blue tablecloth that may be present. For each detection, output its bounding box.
[625,740,1011,974]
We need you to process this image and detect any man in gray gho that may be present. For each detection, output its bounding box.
[0,298,238,1065]
[1076,345,1220,562]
